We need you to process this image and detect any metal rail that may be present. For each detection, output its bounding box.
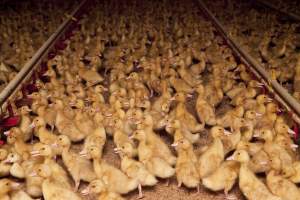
[255,0,300,21]
[0,0,88,109]
[197,0,300,124]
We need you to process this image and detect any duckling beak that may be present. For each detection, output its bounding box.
[186,94,193,98]
[169,97,176,101]
[29,122,35,129]
[253,133,260,138]
[224,130,232,136]
[30,150,41,157]
[51,143,58,148]
[256,82,264,88]
[2,158,12,164]
[171,143,178,147]
[266,98,273,103]
[10,182,21,189]
[28,171,38,177]
[290,144,298,151]
[259,161,268,165]
[129,135,135,140]
[113,148,121,154]
[255,113,262,117]
[226,155,234,161]
[3,131,10,136]
[81,187,90,195]
[79,150,88,157]
[288,128,296,135]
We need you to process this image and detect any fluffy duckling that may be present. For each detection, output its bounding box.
[18,106,33,142]
[137,115,176,165]
[166,119,199,144]
[198,126,224,178]
[171,138,200,191]
[79,124,106,159]
[202,160,239,197]
[256,129,294,173]
[266,170,300,200]
[3,152,25,179]
[195,84,216,126]
[31,117,57,145]
[0,179,22,200]
[112,119,137,158]
[36,164,83,200]
[227,150,281,200]
[131,129,175,180]
[282,161,300,183]
[168,75,194,94]
[78,66,104,87]
[57,135,97,191]
[6,132,32,160]
[172,92,204,133]
[0,149,11,177]
[81,179,125,200]
[87,145,139,194]
[117,143,158,198]
[216,106,244,131]
[55,108,85,142]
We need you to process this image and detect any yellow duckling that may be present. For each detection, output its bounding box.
[216,106,244,132]
[171,92,203,133]
[168,75,194,94]
[227,150,281,200]
[131,130,175,180]
[282,161,300,183]
[171,138,200,191]
[3,152,25,179]
[57,135,97,191]
[87,146,139,194]
[78,65,104,87]
[6,132,32,160]
[81,179,125,200]
[267,170,300,200]
[30,117,57,145]
[202,160,239,198]
[166,119,199,144]
[0,149,10,177]
[0,179,22,200]
[117,143,158,198]
[112,119,137,158]
[198,126,224,178]
[36,164,83,200]
[18,106,33,142]
[195,84,216,126]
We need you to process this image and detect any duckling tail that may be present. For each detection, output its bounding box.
[126,179,139,193]
[144,174,158,186]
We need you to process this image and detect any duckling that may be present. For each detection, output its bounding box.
[204,79,224,107]
[30,117,57,145]
[117,143,158,198]
[3,152,25,179]
[168,75,194,94]
[81,179,125,200]
[198,126,224,178]
[11,190,37,200]
[0,149,11,177]
[87,145,139,194]
[131,129,175,180]
[282,161,300,183]
[137,115,176,165]
[266,170,300,200]
[79,124,106,159]
[18,106,33,142]
[0,179,21,200]
[55,108,85,142]
[227,150,281,200]
[6,132,32,160]
[78,66,104,87]
[177,59,201,87]
[112,119,137,158]
[171,138,200,191]
[166,119,199,144]
[216,106,244,131]
[57,135,96,191]
[172,92,204,133]
[195,84,216,126]
[35,105,56,131]
[36,164,83,200]
[202,160,239,197]
[257,129,294,173]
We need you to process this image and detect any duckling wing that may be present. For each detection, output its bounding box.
[11,190,34,200]
[42,180,82,200]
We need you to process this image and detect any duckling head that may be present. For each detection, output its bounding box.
[172,92,186,102]
[266,103,280,113]
[141,113,154,126]
[195,84,205,96]
[31,117,46,128]
[57,135,71,149]
[27,92,40,100]
[210,126,225,138]
[0,179,20,194]
[244,110,261,120]
[256,94,272,104]
[167,119,181,130]
[36,164,52,178]
[161,102,170,113]
[81,179,105,195]
[31,144,52,157]
[0,149,8,161]
[258,129,274,142]
[87,145,102,160]
[130,130,146,141]
[115,142,135,157]
[171,138,191,150]
[94,85,108,93]
[227,149,250,163]
[6,134,17,144]
[275,123,295,136]
[3,152,21,163]
[19,106,32,115]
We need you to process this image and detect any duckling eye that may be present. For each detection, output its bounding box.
[41,148,45,151]
[6,182,9,186]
